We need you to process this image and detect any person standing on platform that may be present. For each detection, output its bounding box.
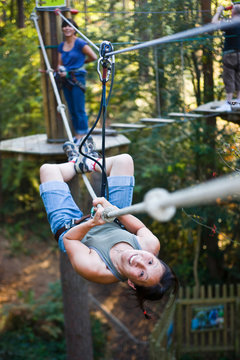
[58,18,97,144]
[212,4,240,112]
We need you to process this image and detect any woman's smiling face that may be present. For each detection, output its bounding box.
[120,249,165,287]
[62,24,75,37]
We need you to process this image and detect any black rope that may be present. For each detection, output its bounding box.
[79,60,115,199]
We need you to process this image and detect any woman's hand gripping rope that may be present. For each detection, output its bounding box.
[91,197,118,224]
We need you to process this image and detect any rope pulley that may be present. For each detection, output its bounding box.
[97,41,115,83]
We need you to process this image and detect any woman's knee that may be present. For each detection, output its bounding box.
[40,164,57,183]
[114,154,134,175]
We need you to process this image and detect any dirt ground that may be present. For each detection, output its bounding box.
[0,234,158,360]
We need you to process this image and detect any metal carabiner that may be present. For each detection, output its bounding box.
[97,57,112,83]
[97,56,104,82]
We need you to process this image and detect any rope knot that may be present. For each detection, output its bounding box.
[57,104,66,112]
[101,206,117,223]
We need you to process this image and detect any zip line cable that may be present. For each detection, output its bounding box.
[106,17,240,57]
[102,174,240,223]
[73,9,212,15]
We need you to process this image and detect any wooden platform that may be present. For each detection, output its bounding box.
[194,100,226,114]
[194,101,240,123]
[109,123,145,129]
[92,128,117,136]
[0,133,131,161]
[140,118,175,124]
[168,112,203,118]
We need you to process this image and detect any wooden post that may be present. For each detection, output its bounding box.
[60,175,93,360]
[36,4,72,142]
[236,284,240,357]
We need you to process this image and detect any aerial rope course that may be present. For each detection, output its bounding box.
[31,7,240,226]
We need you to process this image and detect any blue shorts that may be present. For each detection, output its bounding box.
[40,176,135,252]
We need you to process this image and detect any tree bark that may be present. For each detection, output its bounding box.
[193,225,201,294]
[135,0,150,83]
[16,0,24,28]
[60,176,93,360]
[201,0,214,103]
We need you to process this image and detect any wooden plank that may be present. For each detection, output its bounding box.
[223,285,228,347]
[140,118,175,124]
[200,286,205,347]
[236,284,240,357]
[229,284,234,346]
[186,287,191,347]
[180,345,235,353]
[0,134,131,160]
[176,287,183,357]
[178,297,236,305]
[194,101,224,113]
[110,123,145,129]
[193,286,198,347]
[215,284,220,346]
[208,285,213,346]
[168,112,203,118]
[92,128,117,136]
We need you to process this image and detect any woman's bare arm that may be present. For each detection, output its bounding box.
[82,44,97,63]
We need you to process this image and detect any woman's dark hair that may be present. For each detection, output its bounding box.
[61,19,79,33]
[133,260,179,319]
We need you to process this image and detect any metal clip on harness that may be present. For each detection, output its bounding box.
[97,41,115,83]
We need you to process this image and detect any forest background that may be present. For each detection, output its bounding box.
[0,0,240,359]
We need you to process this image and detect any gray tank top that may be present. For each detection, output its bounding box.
[81,221,142,281]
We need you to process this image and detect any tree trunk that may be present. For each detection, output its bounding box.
[0,1,7,23]
[191,51,201,106]
[193,225,201,293]
[9,0,14,21]
[60,176,93,360]
[0,117,2,222]
[16,0,24,28]
[201,115,222,281]
[201,0,214,103]
[60,254,93,360]
[135,0,150,83]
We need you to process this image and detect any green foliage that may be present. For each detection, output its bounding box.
[90,314,110,360]
[0,22,44,139]
[0,281,109,360]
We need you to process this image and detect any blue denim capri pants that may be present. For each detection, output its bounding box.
[40,175,135,252]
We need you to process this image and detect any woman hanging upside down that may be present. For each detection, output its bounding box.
[39,138,178,317]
